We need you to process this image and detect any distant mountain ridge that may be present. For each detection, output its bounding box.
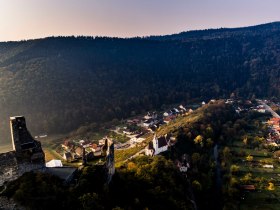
[149,21,280,41]
[0,22,280,145]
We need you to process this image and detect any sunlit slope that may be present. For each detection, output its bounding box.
[0,22,280,145]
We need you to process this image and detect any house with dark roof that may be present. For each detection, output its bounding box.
[63,152,73,162]
[145,142,155,156]
[75,147,83,157]
[240,185,256,191]
[145,134,170,156]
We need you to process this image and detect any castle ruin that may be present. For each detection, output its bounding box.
[0,116,45,186]
[0,116,115,187]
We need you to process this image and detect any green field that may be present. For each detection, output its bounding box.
[40,134,66,162]
[229,139,280,209]
[240,190,280,210]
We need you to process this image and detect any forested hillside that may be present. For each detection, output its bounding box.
[1,22,280,144]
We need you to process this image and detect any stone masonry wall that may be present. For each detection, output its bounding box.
[0,151,45,186]
[0,152,19,186]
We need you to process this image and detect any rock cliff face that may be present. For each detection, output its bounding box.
[0,196,25,210]
[0,116,45,186]
[0,151,18,186]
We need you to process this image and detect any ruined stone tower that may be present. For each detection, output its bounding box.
[10,116,45,163]
[0,116,45,186]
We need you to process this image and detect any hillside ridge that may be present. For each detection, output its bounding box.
[0,22,280,145]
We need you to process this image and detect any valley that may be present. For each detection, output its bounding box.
[1,22,280,147]
[1,97,280,209]
[1,22,280,209]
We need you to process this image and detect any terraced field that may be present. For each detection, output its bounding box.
[229,132,280,209]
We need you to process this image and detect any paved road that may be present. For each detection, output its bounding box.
[260,102,280,118]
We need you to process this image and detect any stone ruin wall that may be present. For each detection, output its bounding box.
[0,151,19,186]
[0,151,45,186]
[17,162,45,175]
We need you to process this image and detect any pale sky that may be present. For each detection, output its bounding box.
[0,0,280,41]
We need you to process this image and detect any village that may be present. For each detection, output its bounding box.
[55,103,198,165]
[2,98,280,210]
[3,97,280,182]
[220,98,280,209]
[49,98,280,174]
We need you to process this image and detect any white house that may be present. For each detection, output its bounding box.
[63,152,73,162]
[145,134,169,156]
[46,159,63,167]
[179,105,186,112]
[143,113,152,120]
[142,118,154,127]
[163,112,169,117]
[130,137,145,144]
[179,166,188,173]
[258,109,266,113]
[145,142,155,156]
[263,164,274,169]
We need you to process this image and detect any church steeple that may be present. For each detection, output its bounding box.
[153,133,158,151]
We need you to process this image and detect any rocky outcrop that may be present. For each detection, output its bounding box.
[0,152,18,186]
[0,197,25,210]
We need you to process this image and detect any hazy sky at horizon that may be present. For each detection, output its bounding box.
[0,0,280,41]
